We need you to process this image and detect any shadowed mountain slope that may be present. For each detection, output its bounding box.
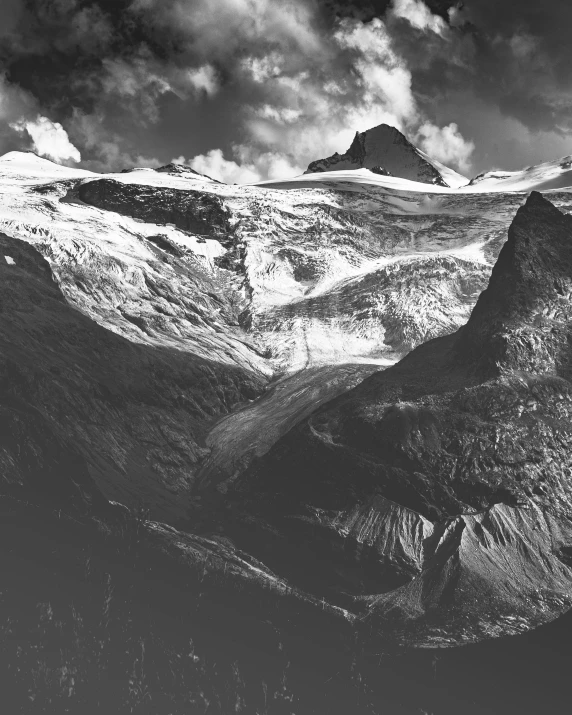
[0,233,264,522]
[212,193,572,645]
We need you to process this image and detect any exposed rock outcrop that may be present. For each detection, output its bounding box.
[155,162,220,182]
[78,179,232,237]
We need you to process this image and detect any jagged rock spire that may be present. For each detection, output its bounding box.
[457,192,572,377]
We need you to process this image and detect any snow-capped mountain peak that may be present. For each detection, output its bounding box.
[467,155,572,192]
[305,123,469,188]
[0,150,94,180]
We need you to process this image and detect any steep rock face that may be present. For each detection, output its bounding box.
[0,233,264,521]
[215,193,572,645]
[457,191,572,376]
[365,502,572,645]
[305,124,466,188]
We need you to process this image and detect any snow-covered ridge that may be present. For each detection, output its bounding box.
[256,156,572,194]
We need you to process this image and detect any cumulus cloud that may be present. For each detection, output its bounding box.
[416,121,475,173]
[186,149,261,183]
[221,12,474,180]
[6,0,566,178]
[10,116,82,164]
[184,147,303,184]
[390,0,448,35]
[67,109,162,172]
[334,18,417,128]
[186,65,219,97]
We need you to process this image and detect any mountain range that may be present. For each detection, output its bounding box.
[3,127,572,713]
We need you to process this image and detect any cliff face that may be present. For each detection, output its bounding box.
[78,179,232,237]
[216,193,572,645]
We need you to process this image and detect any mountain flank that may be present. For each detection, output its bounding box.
[211,193,572,645]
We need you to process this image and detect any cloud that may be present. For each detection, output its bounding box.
[10,116,82,164]
[0,0,473,176]
[3,0,569,179]
[186,65,219,97]
[334,18,417,127]
[0,74,82,164]
[390,0,448,35]
[416,121,475,173]
[67,109,162,172]
[133,0,326,63]
[224,14,474,180]
[185,146,303,183]
[187,149,261,183]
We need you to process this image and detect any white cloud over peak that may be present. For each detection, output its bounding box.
[10,116,81,164]
[334,18,417,128]
[186,146,304,184]
[220,13,475,180]
[416,122,475,173]
[31,0,473,177]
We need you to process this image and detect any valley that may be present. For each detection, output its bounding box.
[4,133,572,712]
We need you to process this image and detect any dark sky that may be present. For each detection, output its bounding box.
[1,0,571,180]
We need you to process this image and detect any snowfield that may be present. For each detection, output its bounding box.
[1,149,572,378]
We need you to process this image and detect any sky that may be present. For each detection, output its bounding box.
[1,0,572,181]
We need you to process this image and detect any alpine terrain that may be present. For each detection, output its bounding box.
[3,127,572,714]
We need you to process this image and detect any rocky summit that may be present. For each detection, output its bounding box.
[305,123,468,188]
[3,143,572,714]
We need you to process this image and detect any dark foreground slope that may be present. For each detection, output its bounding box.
[0,234,263,521]
[0,237,463,712]
[214,192,572,645]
